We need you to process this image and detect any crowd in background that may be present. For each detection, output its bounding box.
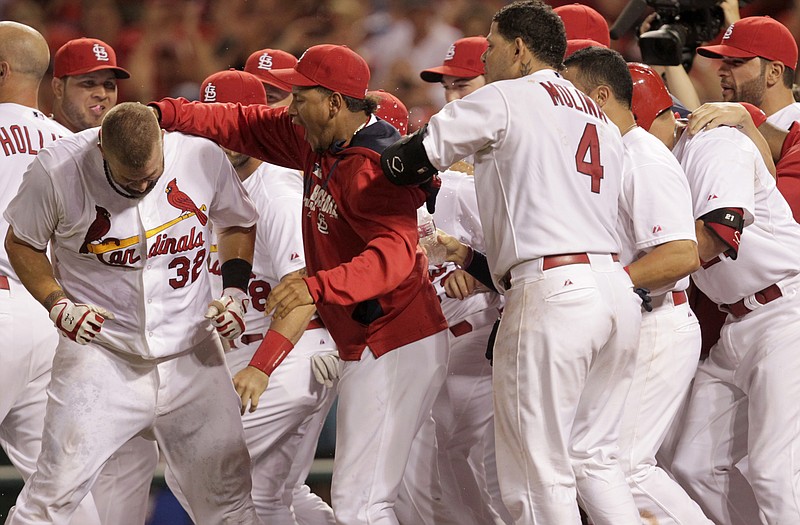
[4,0,800,129]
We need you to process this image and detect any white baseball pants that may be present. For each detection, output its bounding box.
[492,254,642,525]
[671,275,800,525]
[5,333,259,525]
[331,331,447,525]
[168,325,338,525]
[0,280,101,525]
[617,296,711,524]
[432,312,510,525]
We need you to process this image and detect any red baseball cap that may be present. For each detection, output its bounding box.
[420,37,488,83]
[200,69,267,106]
[370,90,409,136]
[244,49,298,92]
[264,44,369,99]
[697,17,798,70]
[54,38,130,79]
[554,4,611,48]
[565,38,607,59]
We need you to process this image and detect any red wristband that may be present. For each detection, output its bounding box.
[623,265,631,275]
[248,329,294,376]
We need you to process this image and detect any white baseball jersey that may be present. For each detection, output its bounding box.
[673,126,800,304]
[423,70,625,289]
[208,162,306,338]
[430,169,501,323]
[618,127,696,296]
[0,104,69,279]
[4,129,258,358]
[767,101,800,130]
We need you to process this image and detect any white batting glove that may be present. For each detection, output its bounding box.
[311,351,340,388]
[205,287,249,340]
[48,298,115,345]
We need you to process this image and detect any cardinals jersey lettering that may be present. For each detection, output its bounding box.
[208,163,307,339]
[539,81,608,122]
[5,129,258,358]
[617,127,696,297]
[0,103,69,281]
[673,126,800,304]
[422,70,624,289]
[154,98,448,359]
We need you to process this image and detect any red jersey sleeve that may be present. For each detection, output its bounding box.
[304,156,423,305]
[152,98,308,170]
[777,146,800,222]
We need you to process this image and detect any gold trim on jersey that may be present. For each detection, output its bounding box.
[85,205,207,255]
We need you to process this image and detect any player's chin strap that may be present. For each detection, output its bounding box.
[380,125,442,212]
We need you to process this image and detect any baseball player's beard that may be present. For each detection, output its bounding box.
[125,181,158,198]
[728,74,766,107]
[61,97,102,132]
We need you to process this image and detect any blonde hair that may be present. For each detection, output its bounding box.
[100,103,161,168]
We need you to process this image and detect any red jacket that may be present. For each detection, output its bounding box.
[778,122,800,223]
[154,99,447,359]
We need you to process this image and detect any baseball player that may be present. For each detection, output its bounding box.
[631,64,800,525]
[420,37,488,104]
[48,37,162,525]
[697,16,800,129]
[51,38,130,133]
[3,102,261,525]
[381,2,642,523]
[244,48,298,107]
[164,68,338,525]
[150,44,449,525]
[0,22,101,525]
[564,47,712,524]
[686,101,800,221]
[369,89,507,525]
[419,44,511,524]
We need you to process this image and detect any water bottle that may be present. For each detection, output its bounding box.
[417,207,447,266]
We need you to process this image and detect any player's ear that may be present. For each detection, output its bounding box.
[593,85,610,107]
[51,76,64,98]
[513,37,525,58]
[0,61,9,82]
[328,92,343,117]
[764,60,784,88]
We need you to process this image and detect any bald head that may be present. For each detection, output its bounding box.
[0,21,49,79]
[100,103,162,169]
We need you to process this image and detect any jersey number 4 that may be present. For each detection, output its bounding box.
[575,123,604,194]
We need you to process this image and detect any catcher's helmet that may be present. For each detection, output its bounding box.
[628,63,673,131]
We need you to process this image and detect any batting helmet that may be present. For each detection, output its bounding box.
[370,90,409,136]
[628,63,673,131]
[200,69,267,106]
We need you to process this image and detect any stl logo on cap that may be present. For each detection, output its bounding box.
[444,44,456,62]
[92,43,110,62]
[258,53,274,71]
[203,83,217,102]
[723,24,734,40]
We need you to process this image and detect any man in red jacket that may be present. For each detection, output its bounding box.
[150,44,448,525]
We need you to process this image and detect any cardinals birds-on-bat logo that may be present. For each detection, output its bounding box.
[80,205,112,253]
[165,178,208,226]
